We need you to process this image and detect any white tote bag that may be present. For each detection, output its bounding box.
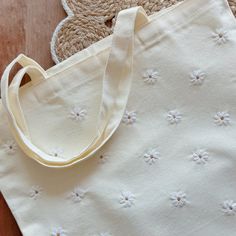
[1,0,236,235]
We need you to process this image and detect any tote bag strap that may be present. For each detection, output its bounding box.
[1,7,149,168]
[1,54,46,135]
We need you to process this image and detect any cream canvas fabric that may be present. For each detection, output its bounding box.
[1,0,236,235]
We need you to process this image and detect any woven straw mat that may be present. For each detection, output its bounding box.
[51,0,236,63]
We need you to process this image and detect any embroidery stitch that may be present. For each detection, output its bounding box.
[93,233,112,236]
[50,147,64,158]
[212,28,229,45]
[222,200,236,216]
[2,140,17,155]
[167,110,182,124]
[143,148,161,165]
[51,227,67,236]
[98,154,109,164]
[119,191,136,208]
[29,186,43,200]
[122,111,137,125]
[191,149,209,164]
[69,106,87,121]
[214,111,231,126]
[190,69,206,85]
[69,187,86,203]
[170,191,188,208]
[142,68,160,84]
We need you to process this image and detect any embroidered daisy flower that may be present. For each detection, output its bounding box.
[98,154,109,164]
[69,187,86,203]
[2,140,17,155]
[50,147,64,158]
[142,68,160,84]
[29,185,43,200]
[69,106,87,121]
[190,69,206,85]
[94,233,112,236]
[212,28,229,45]
[214,111,231,126]
[221,200,236,216]
[122,110,137,125]
[143,148,161,165]
[119,191,136,208]
[51,227,67,236]
[170,191,188,208]
[166,110,182,124]
[191,149,209,164]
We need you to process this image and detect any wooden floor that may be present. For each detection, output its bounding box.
[0,1,66,235]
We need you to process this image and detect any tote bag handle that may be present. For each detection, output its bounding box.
[1,7,149,168]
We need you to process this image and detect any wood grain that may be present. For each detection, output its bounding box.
[0,0,66,235]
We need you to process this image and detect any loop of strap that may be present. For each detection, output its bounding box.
[1,55,47,136]
[0,7,149,168]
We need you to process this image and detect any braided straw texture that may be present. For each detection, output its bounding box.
[51,0,236,63]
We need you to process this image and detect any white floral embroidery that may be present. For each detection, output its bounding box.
[119,191,136,208]
[191,149,209,164]
[222,200,236,216]
[142,68,160,84]
[69,106,87,121]
[167,110,182,124]
[93,233,112,236]
[51,227,67,236]
[50,147,64,158]
[143,148,160,165]
[69,187,86,203]
[29,186,43,200]
[122,111,137,125]
[170,191,188,208]
[212,28,229,45]
[190,69,206,85]
[2,140,17,155]
[214,111,231,126]
[98,154,109,164]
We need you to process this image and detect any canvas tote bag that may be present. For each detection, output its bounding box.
[1,0,236,235]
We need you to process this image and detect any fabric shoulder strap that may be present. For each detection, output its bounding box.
[0,7,149,168]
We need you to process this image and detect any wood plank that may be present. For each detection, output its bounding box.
[0,0,66,235]
[0,0,26,80]
[24,0,66,69]
[0,193,22,236]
